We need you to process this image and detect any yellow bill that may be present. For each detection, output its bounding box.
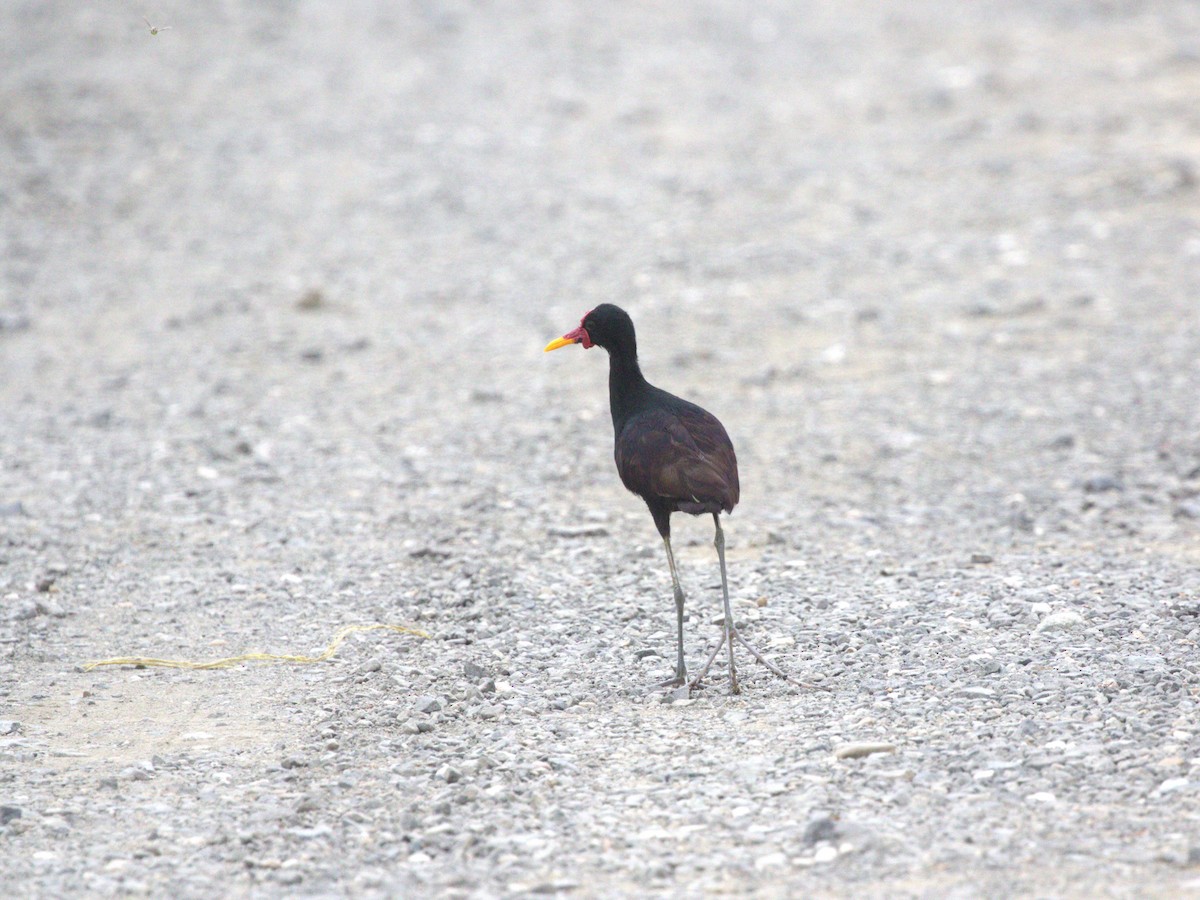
[544,324,591,352]
[544,335,578,352]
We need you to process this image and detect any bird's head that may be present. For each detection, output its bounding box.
[544,304,635,354]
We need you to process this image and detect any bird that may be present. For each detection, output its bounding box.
[545,303,801,694]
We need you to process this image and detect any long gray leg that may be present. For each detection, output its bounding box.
[713,514,740,694]
[712,514,822,691]
[662,536,688,683]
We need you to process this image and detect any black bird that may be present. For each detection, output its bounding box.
[545,304,798,693]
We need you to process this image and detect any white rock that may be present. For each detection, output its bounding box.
[1035,611,1085,633]
[1155,778,1190,796]
[755,851,787,870]
[813,845,839,863]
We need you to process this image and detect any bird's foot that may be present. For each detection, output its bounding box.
[685,629,730,693]
[730,628,824,690]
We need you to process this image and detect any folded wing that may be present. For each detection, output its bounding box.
[615,404,739,513]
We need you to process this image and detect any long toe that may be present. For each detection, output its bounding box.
[732,630,823,690]
[725,626,740,694]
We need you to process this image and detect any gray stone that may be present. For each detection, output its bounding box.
[803,815,839,845]
[1125,654,1166,671]
[34,597,66,618]
[414,696,442,714]
[1176,501,1200,520]
[958,686,996,699]
[547,524,610,538]
[9,600,38,621]
[463,661,490,680]
[1083,475,1123,493]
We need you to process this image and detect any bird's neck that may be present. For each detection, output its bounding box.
[607,347,649,432]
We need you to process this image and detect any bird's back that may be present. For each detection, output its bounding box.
[614,387,739,515]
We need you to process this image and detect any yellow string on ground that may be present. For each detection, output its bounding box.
[81,623,428,671]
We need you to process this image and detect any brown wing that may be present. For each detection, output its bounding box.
[614,404,739,513]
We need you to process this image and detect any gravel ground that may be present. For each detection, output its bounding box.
[3,1,1200,896]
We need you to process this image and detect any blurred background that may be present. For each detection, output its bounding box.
[3,2,1198,567]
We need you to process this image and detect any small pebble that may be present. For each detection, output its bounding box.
[1156,778,1190,796]
[547,524,610,538]
[834,742,896,760]
[9,600,38,621]
[463,661,490,680]
[414,695,442,714]
[1083,475,1122,493]
[958,686,996,699]
[813,845,839,863]
[1176,501,1200,520]
[755,851,787,870]
[35,598,67,618]
[296,288,324,310]
[803,815,838,844]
